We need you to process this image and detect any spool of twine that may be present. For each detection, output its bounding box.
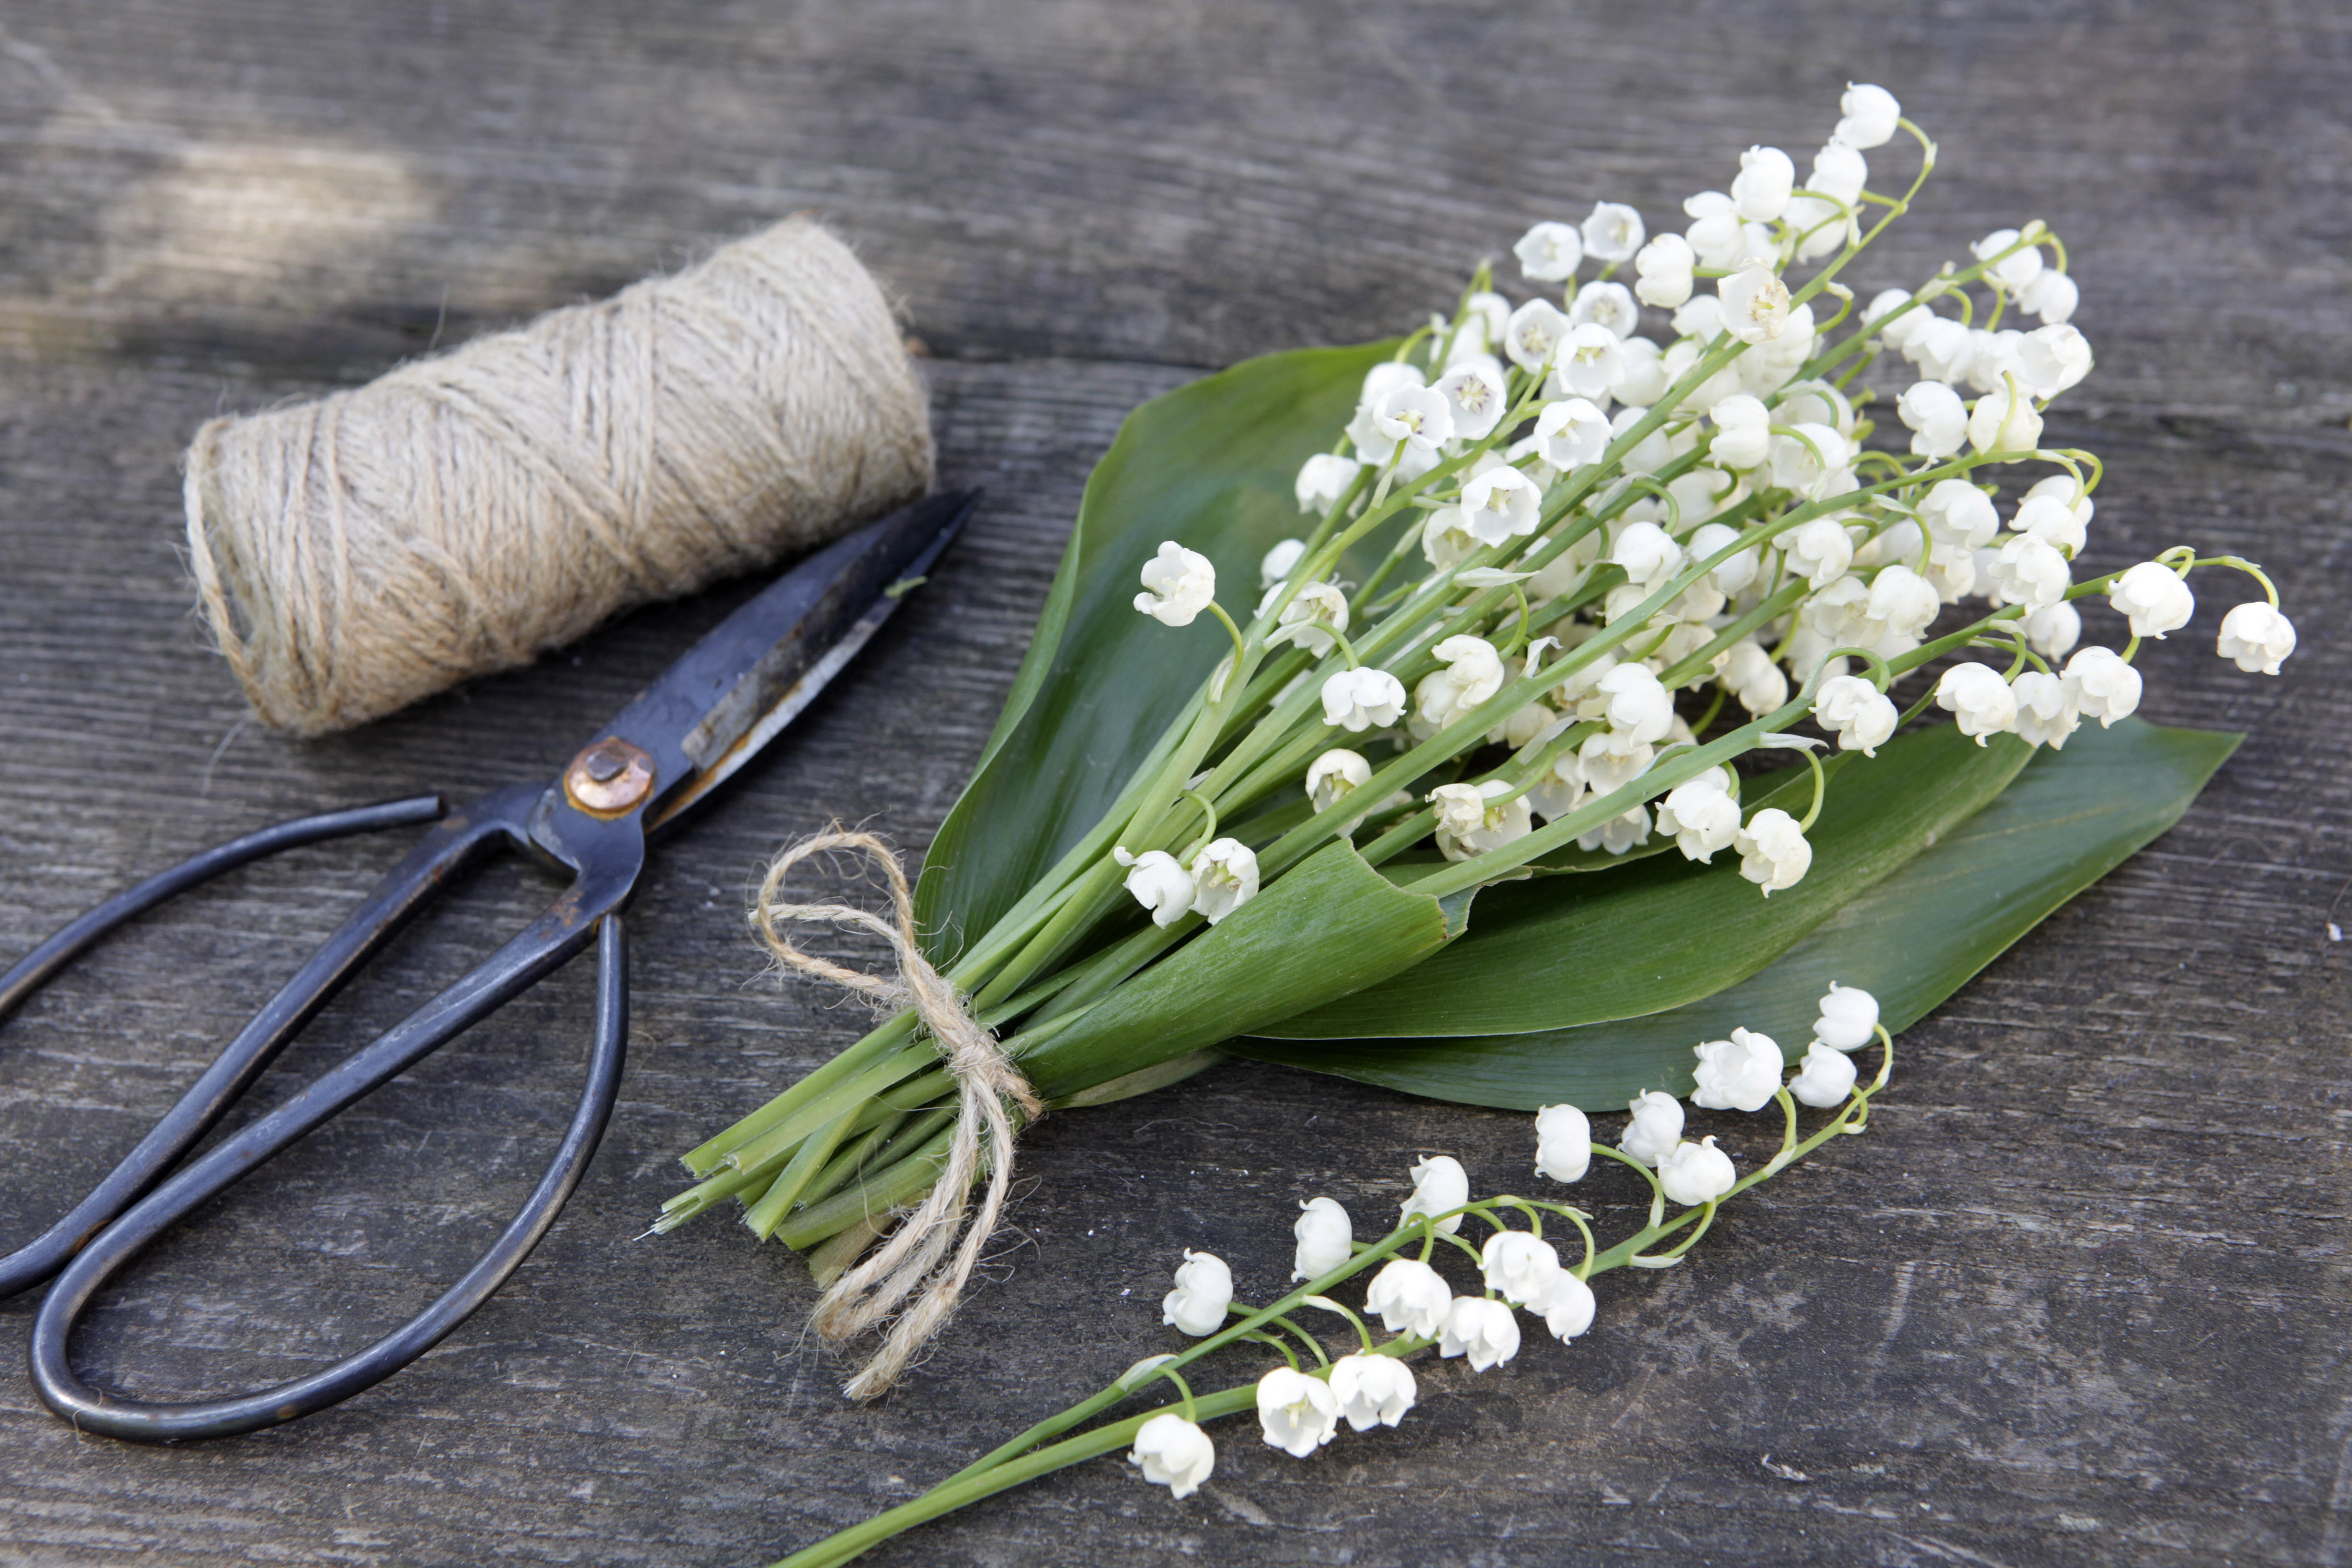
[184,218,934,735]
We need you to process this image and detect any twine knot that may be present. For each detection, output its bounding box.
[750,826,1040,1400]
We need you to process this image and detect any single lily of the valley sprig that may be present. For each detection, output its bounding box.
[759,984,1894,1566]
[662,81,2293,1399]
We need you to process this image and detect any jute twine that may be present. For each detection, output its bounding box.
[750,827,1042,1400]
[185,218,934,735]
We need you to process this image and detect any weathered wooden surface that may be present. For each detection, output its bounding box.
[0,3,2347,1564]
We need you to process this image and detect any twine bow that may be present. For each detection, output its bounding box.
[750,826,1042,1400]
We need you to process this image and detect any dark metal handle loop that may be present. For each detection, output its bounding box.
[0,795,454,1299]
[28,915,629,1442]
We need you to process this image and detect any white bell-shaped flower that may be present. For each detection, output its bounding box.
[1619,1089,1685,1167]
[1439,1296,1522,1372]
[1305,748,1373,814]
[1769,422,1852,499]
[1658,1137,1738,1206]
[1633,232,1696,308]
[2066,646,2143,726]
[1707,393,1771,469]
[1328,1354,1417,1431]
[2017,268,2079,325]
[1373,383,1455,454]
[1129,1413,1215,1499]
[1689,520,1759,594]
[1674,293,1726,343]
[1504,298,1573,373]
[1578,731,1654,796]
[1814,981,1880,1050]
[1321,667,1408,732]
[1162,1248,1233,1337]
[1578,804,1653,857]
[1990,534,2072,610]
[1261,536,1309,589]
[1692,1026,1785,1112]
[1514,220,1584,282]
[1543,1272,1598,1342]
[1596,662,1675,743]
[1718,260,1792,344]
[1360,361,1426,407]
[1365,1257,1453,1337]
[1533,395,1610,469]
[1656,767,1741,863]
[1785,515,1856,589]
[2011,670,2081,750]
[1864,288,1920,348]
[1787,1039,1860,1108]
[1868,565,1941,642]
[1609,520,1684,588]
[1616,335,1669,405]
[1461,468,1542,546]
[1731,145,1796,222]
[1420,506,1480,570]
[1936,661,2019,745]
[1434,359,1510,443]
[1400,1153,1470,1235]
[1429,780,1534,862]
[1114,848,1195,928]
[1809,139,1869,204]
[1968,382,2044,455]
[1568,281,1640,341]
[1906,315,1977,385]
[1581,200,1646,264]
[1734,807,1812,895]
[1720,640,1788,716]
[1186,838,1259,925]
[1264,580,1351,657]
[1255,1366,1341,1459]
[1480,1230,1565,1310]
[1534,1103,1591,1184]
[2217,602,2295,674]
[1293,455,1360,518]
[1135,541,1216,627]
[1290,1197,1353,1282]
[1897,380,1969,459]
[2109,562,2195,639]
[2025,601,2082,661]
[1815,674,1898,756]
[1972,227,2046,291]
[1835,82,1902,149]
[1921,479,2000,556]
[2018,324,2093,398]
[1554,322,1629,399]
[1684,190,1756,273]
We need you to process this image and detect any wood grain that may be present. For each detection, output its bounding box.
[0,3,2347,1565]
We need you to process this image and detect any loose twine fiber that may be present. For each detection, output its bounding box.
[751,827,1041,1400]
[184,218,934,735]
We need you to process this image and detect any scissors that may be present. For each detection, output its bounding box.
[0,489,975,1442]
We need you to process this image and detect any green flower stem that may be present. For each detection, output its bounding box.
[744,1106,860,1240]
[681,1011,916,1175]
[717,1041,942,1177]
[773,1121,959,1251]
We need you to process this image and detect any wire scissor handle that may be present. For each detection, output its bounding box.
[1,784,642,1440]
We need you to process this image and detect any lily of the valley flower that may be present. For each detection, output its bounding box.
[1321,667,1408,732]
[2111,565,2198,640]
[1731,144,1796,222]
[1567,281,1640,341]
[1813,982,1881,1050]
[1898,379,1968,459]
[1788,1040,1860,1107]
[1255,1367,1341,1458]
[1292,455,1361,516]
[1480,1230,1565,1310]
[1534,1102,1592,1184]
[1991,534,2071,609]
[1115,847,1194,928]
[1434,360,1510,442]
[1264,580,1351,656]
[2217,602,2296,674]
[1305,748,1373,813]
[1657,1136,1739,1207]
[1186,838,1260,924]
[1554,322,1629,399]
[1399,1154,1470,1234]
[1365,1257,1453,1337]
[1543,1272,1598,1342]
[1514,220,1583,282]
[1718,260,1792,344]
[2026,601,2083,661]
[1429,780,1534,861]
[1129,1413,1215,1499]
[1707,393,1771,469]
[1784,515,1855,588]
[1815,675,1898,755]
[1692,1026,1785,1112]
[1721,639,1789,715]
[1581,200,1645,264]
[1968,380,2044,455]
[1937,661,2019,744]
[1134,541,1216,627]
[1260,536,1308,588]
[1656,767,1742,862]
[2066,646,2143,725]
[1162,1248,1233,1337]
[1439,1296,1522,1371]
[1372,383,1454,455]
[1633,233,1696,309]
[1835,81,1902,148]
[1291,1197,1353,1282]
[1619,1089,1684,1166]
[1734,807,1812,895]
[1504,298,1573,373]
[1533,395,1610,469]
[1461,467,1542,544]
[2010,670,2081,749]
[1328,1354,1416,1431]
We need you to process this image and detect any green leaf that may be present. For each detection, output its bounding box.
[1014,842,1455,1102]
[1261,722,2034,1040]
[915,343,1393,965]
[1230,718,2239,1109]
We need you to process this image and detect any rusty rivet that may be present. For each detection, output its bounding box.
[565,737,655,815]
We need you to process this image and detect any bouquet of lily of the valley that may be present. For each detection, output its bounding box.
[658,82,2288,1402]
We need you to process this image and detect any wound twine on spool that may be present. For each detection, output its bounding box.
[185,218,934,735]
[750,826,1040,1401]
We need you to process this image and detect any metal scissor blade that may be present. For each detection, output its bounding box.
[595,490,978,828]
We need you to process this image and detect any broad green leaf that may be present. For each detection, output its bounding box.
[1262,722,2033,1040]
[1014,842,1455,1102]
[1229,718,2238,1109]
[915,344,1392,965]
